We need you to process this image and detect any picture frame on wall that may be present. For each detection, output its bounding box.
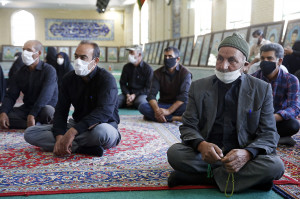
[199,33,212,66]
[155,41,164,64]
[178,37,188,62]
[160,40,169,65]
[148,43,155,64]
[70,46,77,61]
[183,36,194,66]
[283,19,300,48]
[2,45,22,61]
[207,31,223,66]
[265,21,284,44]
[107,47,118,62]
[58,46,70,57]
[99,46,106,62]
[190,35,204,66]
[118,47,126,62]
[143,43,151,63]
[236,27,249,41]
[174,39,180,49]
[151,42,159,64]
[168,40,175,47]
[247,25,266,47]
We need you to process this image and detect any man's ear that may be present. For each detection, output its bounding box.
[94,57,100,64]
[244,61,249,67]
[176,57,180,62]
[278,58,283,66]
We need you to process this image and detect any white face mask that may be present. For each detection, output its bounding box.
[14,56,18,61]
[57,58,64,65]
[128,54,137,64]
[74,58,95,76]
[252,37,259,45]
[215,68,241,84]
[22,50,38,66]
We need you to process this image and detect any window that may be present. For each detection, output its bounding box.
[133,3,140,45]
[226,0,251,29]
[194,0,212,35]
[274,0,300,21]
[140,1,149,44]
[11,10,35,46]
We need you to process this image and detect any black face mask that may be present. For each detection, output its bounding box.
[260,61,277,76]
[164,57,177,69]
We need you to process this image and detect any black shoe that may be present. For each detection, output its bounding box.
[278,136,296,146]
[252,181,274,191]
[168,170,216,188]
[76,146,104,157]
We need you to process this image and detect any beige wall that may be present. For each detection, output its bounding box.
[0,8,126,47]
[211,0,227,32]
[251,0,275,25]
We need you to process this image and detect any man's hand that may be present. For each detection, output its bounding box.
[53,127,78,156]
[154,108,167,123]
[27,115,35,127]
[221,149,251,173]
[274,113,283,122]
[126,94,136,106]
[198,141,224,164]
[284,47,293,55]
[0,113,10,129]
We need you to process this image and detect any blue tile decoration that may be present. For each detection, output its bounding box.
[45,19,114,41]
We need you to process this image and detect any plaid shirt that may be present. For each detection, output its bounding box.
[252,68,300,120]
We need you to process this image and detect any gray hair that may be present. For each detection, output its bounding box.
[79,40,100,59]
[260,43,284,59]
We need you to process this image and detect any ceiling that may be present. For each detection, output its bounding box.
[0,0,136,10]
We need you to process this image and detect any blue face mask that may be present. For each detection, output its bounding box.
[164,57,177,68]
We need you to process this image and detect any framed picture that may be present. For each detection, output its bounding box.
[107,47,118,62]
[248,25,266,47]
[190,35,204,66]
[168,40,175,47]
[236,27,249,41]
[174,39,180,49]
[143,43,151,63]
[199,33,212,66]
[148,43,155,64]
[283,19,300,48]
[160,40,169,65]
[265,21,284,44]
[155,41,164,64]
[183,36,194,66]
[2,45,22,61]
[99,46,106,62]
[118,47,126,62]
[151,42,159,64]
[58,46,70,57]
[70,46,77,61]
[179,37,188,62]
[207,31,223,66]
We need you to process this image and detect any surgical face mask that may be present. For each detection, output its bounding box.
[260,61,277,76]
[57,58,64,65]
[164,57,177,69]
[215,68,241,84]
[128,54,137,64]
[252,37,259,44]
[14,56,18,61]
[22,50,38,66]
[74,58,95,76]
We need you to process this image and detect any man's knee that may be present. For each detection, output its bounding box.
[255,155,285,180]
[138,102,150,115]
[24,125,40,145]
[37,105,55,124]
[167,143,191,171]
[92,123,120,148]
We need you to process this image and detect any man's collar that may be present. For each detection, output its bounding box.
[85,66,98,80]
[162,64,180,72]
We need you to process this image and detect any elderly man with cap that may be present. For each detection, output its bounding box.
[167,33,284,193]
[118,45,153,109]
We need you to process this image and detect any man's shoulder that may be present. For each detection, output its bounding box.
[192,75,215,88]
[282,70,299,84]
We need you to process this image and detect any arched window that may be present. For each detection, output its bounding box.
[11,10,35,46]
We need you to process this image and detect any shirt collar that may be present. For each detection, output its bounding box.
[86,66,98,80]
[162,64,180,73]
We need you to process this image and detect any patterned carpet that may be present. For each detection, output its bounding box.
[0,115,212,196]
[273,132,300,199]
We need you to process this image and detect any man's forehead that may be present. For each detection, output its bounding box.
[76,44,94,55]
[261,51,275,57]
[218,46,242,56]
[164,50,174,55]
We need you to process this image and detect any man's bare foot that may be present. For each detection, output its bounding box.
[171,116,182,122]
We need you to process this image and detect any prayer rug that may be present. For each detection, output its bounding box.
[273,132,300,199]
[0,115,213,196]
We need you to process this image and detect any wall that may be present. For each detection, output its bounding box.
[0,8,127,47]
[251,0,275,25]
[211,0,227,32]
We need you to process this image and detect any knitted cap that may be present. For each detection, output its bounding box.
[218,33,250,60]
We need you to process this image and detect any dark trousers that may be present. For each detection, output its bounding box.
[7,104,55,129]
[118,94,148,109]
[276,118,300,137]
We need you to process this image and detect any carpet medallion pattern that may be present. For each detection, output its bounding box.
[0,116,183,196]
